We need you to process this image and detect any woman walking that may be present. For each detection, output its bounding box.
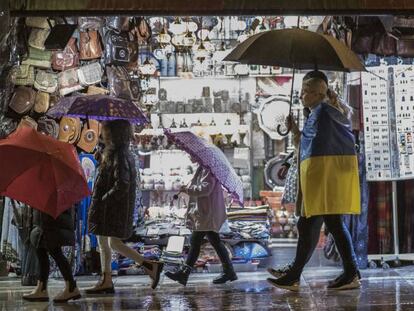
[86,120,163,293]
[22,207,81,303]
[165,163,237,286]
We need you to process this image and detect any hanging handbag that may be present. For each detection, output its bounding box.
[58,117,81,144]
[37,116,59,138]
[34,70,58,93]
[78,17,104,32]
[22,47,52,69]
[77,119,101,153]
[132,17,152,45]
[58,68,83,96]
[12,64,35,86]
[104,29,132,66]
[77,62,103,86]
[9,86,36,115]
[106,16,130,32]
[51,37,79,71]
[26,17,53,29]
[79,30,103,60]
[33,91,50,114]
[18,116,38,130]
[107,66,140,100]
[44,18,77,51]
[28,28,50,50]
[87,85,108,95]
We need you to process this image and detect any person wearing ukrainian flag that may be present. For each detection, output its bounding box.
[267,71,361,291]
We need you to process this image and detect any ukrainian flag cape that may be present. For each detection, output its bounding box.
[300,103,360,217]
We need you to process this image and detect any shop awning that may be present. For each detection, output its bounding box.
[8,0,414,16]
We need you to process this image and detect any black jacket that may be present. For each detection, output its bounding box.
[88,145,137,239]
[30,207,75,249]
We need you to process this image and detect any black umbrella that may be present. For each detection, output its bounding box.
[224,28,365,135]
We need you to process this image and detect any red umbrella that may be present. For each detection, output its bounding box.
[0,127,90,218]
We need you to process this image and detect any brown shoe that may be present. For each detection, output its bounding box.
[85,272,115,294]
[53,281,81,303]
[22,281,49,302]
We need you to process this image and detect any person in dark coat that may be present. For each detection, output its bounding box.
[86,120,163,294]
[22,207,81,303]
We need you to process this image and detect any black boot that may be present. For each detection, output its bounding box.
[213,264,238,284]
[165,265,192,286]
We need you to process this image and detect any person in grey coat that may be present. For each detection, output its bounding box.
[165,164,237,286]
[86,120,163,294]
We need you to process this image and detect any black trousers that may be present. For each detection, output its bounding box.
[37,247,74,287]
[289,215,358,278]
[186,231,233,271]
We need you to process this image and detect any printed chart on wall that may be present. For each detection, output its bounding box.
[362,65,414,181]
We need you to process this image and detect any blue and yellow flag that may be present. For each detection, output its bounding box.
[300,103,360,217]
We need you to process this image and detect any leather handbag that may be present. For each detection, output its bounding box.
[44,18,77,50]
[107,66,140,100]
[397,36,414,58]
[22,47,52,69]
[37,116,59,138]
[106,16,130,32]
[87,85,108,95]
[58,117,81,144]
[78,17,104,31]
[104,30,133,66]
[77,119,101,153]
[52,37,79,71]
[9,86,36,115]
[77,62,103,86]
[79,30,103,60]
[12,64,35,86]
[34,70,58,93]
[18,116,38,130]
[132,17,152,45]
[26,17,53,29]
[34,91,50,114]
[28,28,50,50]
[58,68,83,96]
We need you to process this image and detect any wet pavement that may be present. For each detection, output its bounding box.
[2,266,414,310]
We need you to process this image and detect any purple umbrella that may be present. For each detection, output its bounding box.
[47,94,149,124]
[165,130,244,206]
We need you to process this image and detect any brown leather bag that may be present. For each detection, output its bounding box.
[52,37,79,71]
[18,116,38,130]
[34,91,50,114]
[58,116,81,144]
[9,86,36,115]
[37,116,59,138]
[77,119,101,153]
[79,30,103,60]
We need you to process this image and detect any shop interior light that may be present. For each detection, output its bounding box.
[169,17,187,34]
[158,26,172,46]
[195,41,209,62]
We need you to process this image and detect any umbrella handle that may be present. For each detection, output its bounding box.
[277,124,290,136]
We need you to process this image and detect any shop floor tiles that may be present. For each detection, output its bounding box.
[3,266,414,310]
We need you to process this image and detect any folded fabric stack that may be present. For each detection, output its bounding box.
[224,205,270,240]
